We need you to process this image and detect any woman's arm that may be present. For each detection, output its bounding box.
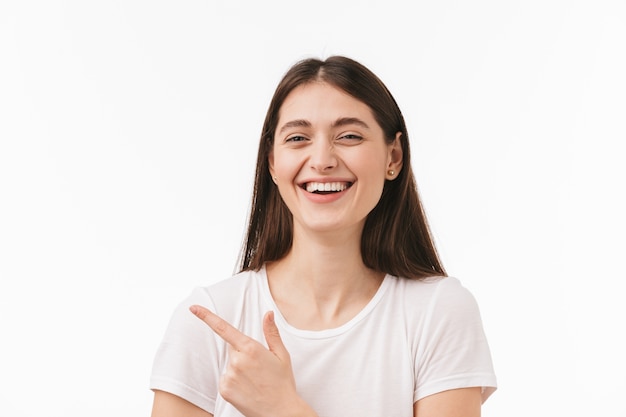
[152,386,481,417]
[414,387,482,417]
[151,390,214,417]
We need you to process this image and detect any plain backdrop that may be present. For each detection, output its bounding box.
[1,1,625,416]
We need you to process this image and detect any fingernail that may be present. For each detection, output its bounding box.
[189,305,199,315]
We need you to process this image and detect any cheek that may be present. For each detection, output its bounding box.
[352,150,388,175]
[360,154,388,193]
[271,150,301,178]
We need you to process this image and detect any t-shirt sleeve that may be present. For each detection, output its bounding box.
[413,277,497,404]
[150,287,224,413]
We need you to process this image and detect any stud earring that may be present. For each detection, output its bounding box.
[387,170,395,176]
[273,176,278,182]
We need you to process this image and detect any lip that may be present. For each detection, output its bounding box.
[297,177,355,187]
[297,178,354,204]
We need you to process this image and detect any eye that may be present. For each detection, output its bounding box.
[286,135,308,143]
[338,133,363,141]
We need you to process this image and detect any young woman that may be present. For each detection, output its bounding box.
[150,56,497,417]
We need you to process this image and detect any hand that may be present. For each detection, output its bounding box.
[189,305,317,417]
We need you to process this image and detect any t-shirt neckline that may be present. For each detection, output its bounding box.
[258,265,392,339]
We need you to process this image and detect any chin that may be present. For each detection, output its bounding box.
[296,217,364,236]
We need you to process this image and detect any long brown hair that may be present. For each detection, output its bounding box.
[238,56,446,279]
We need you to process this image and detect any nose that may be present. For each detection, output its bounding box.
[309,139,337,172]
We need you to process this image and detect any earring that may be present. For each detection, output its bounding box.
[273,176,278,182]
[387,170,395,176]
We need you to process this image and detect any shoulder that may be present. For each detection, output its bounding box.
[158,269,266,348]
[429,276,481,312]
[189,269,263,307]
[166,269,263,326]
[386,275,476,308]
[429,276,483,321]
[402,276,488,344]
[384,275,484,332]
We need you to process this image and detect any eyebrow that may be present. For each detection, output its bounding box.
[278,119,311,135]
[278,117,370,135]
[332,117,370,129]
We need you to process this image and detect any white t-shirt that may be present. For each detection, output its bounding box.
[150,267,497,417]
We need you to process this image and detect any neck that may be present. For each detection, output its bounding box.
[265,226,385,330]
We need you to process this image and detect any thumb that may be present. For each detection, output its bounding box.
[263,311,289,361]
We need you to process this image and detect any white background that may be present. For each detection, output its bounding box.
[1,0,625,415]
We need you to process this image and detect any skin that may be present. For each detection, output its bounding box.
[269,81,399,237]
[151,82,483,416]
[266,81,403,330]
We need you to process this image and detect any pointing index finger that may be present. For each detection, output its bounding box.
[190,305,249,349]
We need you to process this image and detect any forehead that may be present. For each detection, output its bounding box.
[277,82,376,125]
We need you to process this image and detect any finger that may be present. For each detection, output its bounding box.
[262,311,289,360]
[190,305,250,350]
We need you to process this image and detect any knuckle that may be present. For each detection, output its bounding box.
[213,319,228,334]
[240,340,256,355]
[228,353,243,371]
[219,375,235,401]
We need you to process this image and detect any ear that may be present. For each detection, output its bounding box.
[386,131,403,179]
[268,149,276,180]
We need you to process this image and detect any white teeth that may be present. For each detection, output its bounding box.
[306,182,349,193]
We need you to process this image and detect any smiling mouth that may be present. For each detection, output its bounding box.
[302,181,353,194]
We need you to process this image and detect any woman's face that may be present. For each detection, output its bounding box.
[269,81,402,237]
